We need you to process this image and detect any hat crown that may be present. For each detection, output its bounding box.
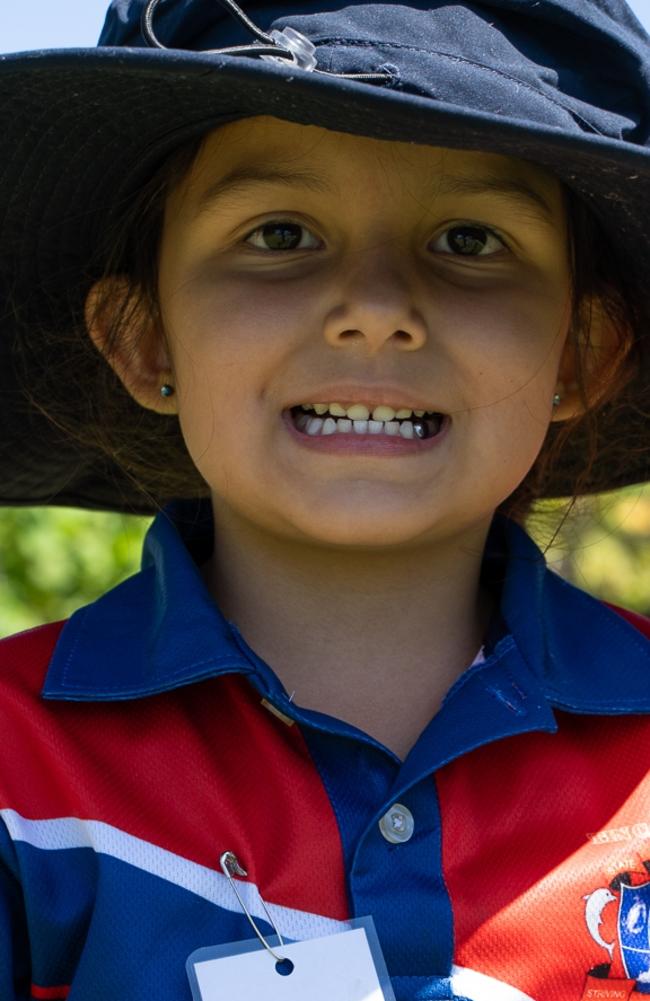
[99,0,650,145]
[99,0,650,50]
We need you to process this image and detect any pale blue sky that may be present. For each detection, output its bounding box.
[1,0,650,51]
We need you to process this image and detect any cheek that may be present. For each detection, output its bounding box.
[166,268,322,373]
[441,279,570,396]
[160,287,298,477]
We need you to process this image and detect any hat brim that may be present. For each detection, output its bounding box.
[1,46,648,512]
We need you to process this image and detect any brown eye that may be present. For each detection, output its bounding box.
[431,224,504,256]
[245,221,320,251]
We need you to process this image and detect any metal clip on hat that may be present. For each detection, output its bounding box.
[142,0,379,78]
[262,27,316,71]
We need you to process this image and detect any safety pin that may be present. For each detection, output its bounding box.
[219,850,287,963]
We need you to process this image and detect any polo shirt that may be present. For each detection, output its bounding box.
[1,497,649,1001]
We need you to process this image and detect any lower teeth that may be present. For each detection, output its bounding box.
[294,411,441,438]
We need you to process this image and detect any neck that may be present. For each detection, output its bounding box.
[201,502,495,758]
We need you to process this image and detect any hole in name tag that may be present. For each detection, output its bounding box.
[275,958,295,976]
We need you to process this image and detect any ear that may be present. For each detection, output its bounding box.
[84,276,177,414]
[551,296,620,423]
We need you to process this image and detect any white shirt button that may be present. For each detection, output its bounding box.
[378,803,414,844]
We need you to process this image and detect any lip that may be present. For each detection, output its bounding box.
[282,409,450,455]
[284,385,440,413]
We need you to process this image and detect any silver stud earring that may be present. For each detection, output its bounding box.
[552,392,561,408]
[160,383,175,398]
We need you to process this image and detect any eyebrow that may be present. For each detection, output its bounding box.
[426,174,556,222]
[195,166,332,216]
[194,164,555,222]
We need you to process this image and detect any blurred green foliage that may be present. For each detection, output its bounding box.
[0,508,151,637]
[531,485,650,615]
[0,486,647,637]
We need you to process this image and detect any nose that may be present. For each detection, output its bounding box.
[322,247,428,353]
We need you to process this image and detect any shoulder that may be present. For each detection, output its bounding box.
[0,619,67,698]
[530,564,650,711]
[606,603,650,640]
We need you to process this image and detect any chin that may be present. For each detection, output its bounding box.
[290,509,436,549]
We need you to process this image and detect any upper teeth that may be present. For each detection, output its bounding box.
[300,403,426,420]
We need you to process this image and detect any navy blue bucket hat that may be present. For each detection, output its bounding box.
[0,0,649,512]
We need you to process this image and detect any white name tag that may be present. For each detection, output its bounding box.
[187,917,396,1001]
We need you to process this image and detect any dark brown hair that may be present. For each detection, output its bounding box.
[503,189,638,521]
[36,131,640,519]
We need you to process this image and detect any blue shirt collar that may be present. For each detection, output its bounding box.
[42,498,650,716]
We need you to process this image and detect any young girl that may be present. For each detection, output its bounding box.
[0,0,649,998]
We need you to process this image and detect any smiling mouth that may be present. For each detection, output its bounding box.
[289,404,445,440]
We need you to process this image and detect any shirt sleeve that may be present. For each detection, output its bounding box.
[0,820,31,1000]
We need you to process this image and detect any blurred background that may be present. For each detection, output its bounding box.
[0,1,648,634]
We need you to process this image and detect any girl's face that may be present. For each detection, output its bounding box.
[156,116,572,548]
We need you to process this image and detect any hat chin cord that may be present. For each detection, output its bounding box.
[141,0,392,80]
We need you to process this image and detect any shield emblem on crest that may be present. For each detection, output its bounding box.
[619,882,650,991]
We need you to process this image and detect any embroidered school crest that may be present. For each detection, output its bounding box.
[582,862,650,999]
